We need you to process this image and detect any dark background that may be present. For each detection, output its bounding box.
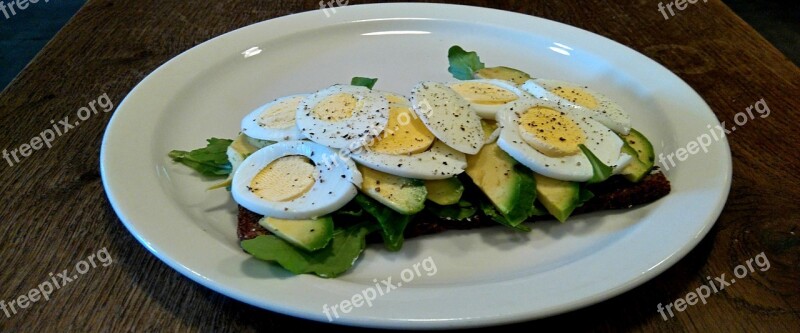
[0,0,797,90]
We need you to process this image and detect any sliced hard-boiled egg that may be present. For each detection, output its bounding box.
[379,91,412,107]
[481,119,501,144]
[351,141,467,180]
[232,140,362,219]
[517,106,586,157]
[248,155,316,202]
[227,133,261,174]
[409,82,485,155]
[521,79,631,135]
[448,79,530,119]
[367,93,435,155]
[497,99,632,182]
[241,94,307,141]
[296,85,389,150]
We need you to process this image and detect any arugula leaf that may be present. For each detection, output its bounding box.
[577,187,595,208]
[240,223,377,278]
[351,77,378,89]
[447,46,485,80]
[426,200,478,221]
[330,200,365,221]
[529,202,549,217]
[478,199,531,232]
[335,208,364,217]
[578,144,613,184]
[355,194,411,251]
[168,138,233,177]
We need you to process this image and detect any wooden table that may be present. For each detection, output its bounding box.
[1,0,798,331]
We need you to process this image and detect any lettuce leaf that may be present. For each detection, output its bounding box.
[579,144,613,184]
[447,46,485,80]
[355,194,411,252]
[240,223,377,278]
[168,138,233,177]
[577,187,595,207]
[528,201,549,217]
[351,77,378,89]
[426,200,477,221]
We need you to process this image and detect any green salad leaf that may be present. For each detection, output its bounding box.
[168,138,233,177]
[577,187,595,207]
[332,199,365,218]
[240,223,377,278]
[355,194,411,252]
[579,144,613,184]
[447,46,485,80]
[528,201,549,217]
[335,208,364,218]
[351,77,378,89]
[426,200,478,221]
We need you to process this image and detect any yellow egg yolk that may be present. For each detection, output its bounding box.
[451,82,519,105]
[385,94,408,106]
[249,155,316,202]
[548,85,598,109]
[369,105,435,155]
[312,93,357,121]
[519,107,586,157]
[259,95,304,129]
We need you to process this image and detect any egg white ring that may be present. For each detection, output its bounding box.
[241,94,307,141]
[485,126,502,144]
[232,140,362,219]
[521,79,631,135]
[351,141,467,180]
[226,145,248,175]
[448,79,534,120]
[296,85,390,150]
[244,136,275,149]
[497,100,631,182]
[410,81,485,155]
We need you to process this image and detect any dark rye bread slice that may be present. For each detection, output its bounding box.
[238,171,671,241]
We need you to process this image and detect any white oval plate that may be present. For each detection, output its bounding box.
[101,3,731,329]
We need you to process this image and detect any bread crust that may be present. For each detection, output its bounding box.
[238,172,671,241]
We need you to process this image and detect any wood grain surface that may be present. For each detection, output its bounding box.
[1,0,798,331]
